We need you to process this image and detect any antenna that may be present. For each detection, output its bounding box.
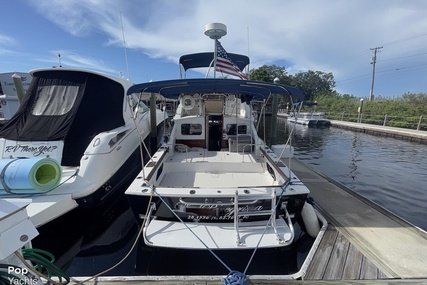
[120,12,130,80]
[204,23,227,78]
[58,53,62,67]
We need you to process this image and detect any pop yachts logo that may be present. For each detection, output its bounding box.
[5,145,57,156]
[6,266,39,285]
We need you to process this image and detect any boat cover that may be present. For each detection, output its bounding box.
[179,52,250,71]
[127,78,304,102]
[0,70,125,166]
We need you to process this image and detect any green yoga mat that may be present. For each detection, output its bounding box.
[0,158,62,193]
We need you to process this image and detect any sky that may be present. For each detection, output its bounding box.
[1,0,427,99]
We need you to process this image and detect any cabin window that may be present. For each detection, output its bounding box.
[135,101,149,114]
[181,124,202,135]
[226,124,247,135]
[130,94,149,114]
[32,85,78,116]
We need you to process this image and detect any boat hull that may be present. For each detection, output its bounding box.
[75,145,143,207]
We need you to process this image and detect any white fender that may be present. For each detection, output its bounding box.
[301,202,320,238]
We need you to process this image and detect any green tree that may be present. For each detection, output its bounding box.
[291,70,336,101]
[249,65,289,83]
[249,65,336,102]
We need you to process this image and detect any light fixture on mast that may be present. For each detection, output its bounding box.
[204,23,227,78]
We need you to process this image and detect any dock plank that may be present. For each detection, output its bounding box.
[360,257,379,280]
[304,225,338,279]
[304,223,393,281]
[323,233,350,280]
[342,243,363,279]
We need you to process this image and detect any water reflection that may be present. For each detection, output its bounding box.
[349,132,362,181]
[31,195,139,276]
[269,117,427,231]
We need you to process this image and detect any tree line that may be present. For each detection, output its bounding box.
[249,65,427,123]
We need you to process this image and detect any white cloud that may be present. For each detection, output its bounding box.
[0,34,17,56]
[53,50,117,74]
[28,0,427,96]
[0,34,15,45]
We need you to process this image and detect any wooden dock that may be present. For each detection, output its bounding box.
[304,224,389,280]
[70,158,427,284]
[287,158,427,282]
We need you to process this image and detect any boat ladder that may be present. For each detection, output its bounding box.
[233,190,289,246]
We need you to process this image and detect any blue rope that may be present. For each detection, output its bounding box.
[223,270,247,285]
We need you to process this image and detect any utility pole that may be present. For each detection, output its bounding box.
[369,46,383,101]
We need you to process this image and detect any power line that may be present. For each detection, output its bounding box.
[379,51,427,62]
[325,49,371,70]
[381,31,427,47]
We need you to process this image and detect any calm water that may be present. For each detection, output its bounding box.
[36,118,427,277]
[272,117,427,231]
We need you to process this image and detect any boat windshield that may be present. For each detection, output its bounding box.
[130,94,149,114]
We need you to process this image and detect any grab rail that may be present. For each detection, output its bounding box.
[179,197,259,207]
[142,202,156,246]
[260,147,290,183]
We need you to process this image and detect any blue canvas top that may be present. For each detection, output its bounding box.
[127,78,304,102]
[179,52,250,71]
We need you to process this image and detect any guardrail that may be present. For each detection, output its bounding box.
[324,112,426,131]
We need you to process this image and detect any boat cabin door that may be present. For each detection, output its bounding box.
[207,115,222,151]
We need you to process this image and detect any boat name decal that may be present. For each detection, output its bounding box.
[5,145,58,156]
[187,204,264,221]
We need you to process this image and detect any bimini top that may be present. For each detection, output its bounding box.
[179,52,249,71]
[127,78,304,102]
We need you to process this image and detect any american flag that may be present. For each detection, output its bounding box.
[215,41,248,80]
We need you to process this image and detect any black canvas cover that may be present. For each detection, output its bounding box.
[0,69,126,166]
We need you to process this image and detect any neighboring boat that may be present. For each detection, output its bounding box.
[125,77,324,252]
[0,72,32,123]
[0,68,167,229]
[287,112,331,127]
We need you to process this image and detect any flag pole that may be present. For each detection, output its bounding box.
[204,23,227,78]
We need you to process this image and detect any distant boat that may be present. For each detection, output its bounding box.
[0,68,167,229]
[0,72,32,122]
[287,112,331,127]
